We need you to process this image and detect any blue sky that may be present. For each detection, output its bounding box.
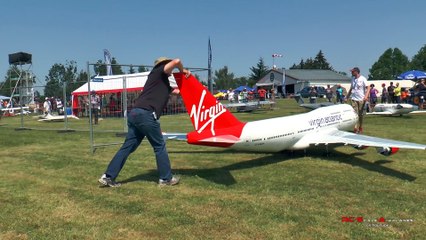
[1,0,425,88]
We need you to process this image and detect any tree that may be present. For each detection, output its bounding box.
[44,60,81,98]
[213,66,235,90]
[410,45,426,71]
[368,48,409,80]
[290,50,333,70]
[93,57,124,75]
[138,65,149,73]
[314,50,333,70]
[0,66,22,96]
[248,58,269,87]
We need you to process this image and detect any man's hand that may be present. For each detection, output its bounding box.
[182,69,191,78]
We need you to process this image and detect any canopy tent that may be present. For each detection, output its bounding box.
[71,72,178,115]
[234,86,254,92]
[72,72,177,96]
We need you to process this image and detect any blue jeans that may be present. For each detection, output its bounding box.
[105,108,172,180]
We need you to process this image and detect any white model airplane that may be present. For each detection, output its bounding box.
[164,73,426,156]
[37,113,79,122]
[367,103,426,116]
[222,100,275,112]
[1,106,30,115]
[294,94,335,110]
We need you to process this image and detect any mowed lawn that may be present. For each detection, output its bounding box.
[0,99,425,239]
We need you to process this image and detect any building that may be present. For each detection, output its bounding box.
[256,69,351,96]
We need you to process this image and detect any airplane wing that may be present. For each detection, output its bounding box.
[298,128,426,150]
[223,102,259,108]
[366,112,394,115]
[162,132,187,141]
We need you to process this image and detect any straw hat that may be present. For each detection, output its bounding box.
[154,57,172,67]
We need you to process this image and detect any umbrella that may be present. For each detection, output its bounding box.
[397,70,426,81]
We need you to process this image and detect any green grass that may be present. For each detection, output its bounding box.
[0,99,425,239]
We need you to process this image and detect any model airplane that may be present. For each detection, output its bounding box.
[37,114,79,122]
[222,100,274,112]
[294,94,334,110]
[1,106,30,115]
[367,103,426,116]
[164,73,426,156]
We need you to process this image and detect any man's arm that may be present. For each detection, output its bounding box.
[164,59,190,77]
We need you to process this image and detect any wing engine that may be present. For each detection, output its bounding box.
[376,147,399,156]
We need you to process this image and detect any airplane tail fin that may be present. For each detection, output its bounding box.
[174,73,245,147]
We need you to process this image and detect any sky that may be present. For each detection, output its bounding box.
[1,0,425,90]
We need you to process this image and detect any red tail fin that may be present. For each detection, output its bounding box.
[174,73,245,147]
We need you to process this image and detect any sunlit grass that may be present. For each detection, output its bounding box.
[0,98,425,239]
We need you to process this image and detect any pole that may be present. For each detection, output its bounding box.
[87,62,94,153]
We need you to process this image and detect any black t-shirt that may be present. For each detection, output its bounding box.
[133,64,172,119]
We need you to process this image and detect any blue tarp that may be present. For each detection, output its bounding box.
[234,86,254,92]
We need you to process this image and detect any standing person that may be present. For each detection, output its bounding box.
[369,84,379,112]
[98,57,190,187]
[380,83,388,103]
[387,82,395,103]
[43,97,51,116]
[336,84,344,103]
[394,82,402,103]
[90,91,100,125]
[325,84,333,102]
[345,67,370,134]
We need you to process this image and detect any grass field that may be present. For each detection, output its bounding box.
[0,99,425,239]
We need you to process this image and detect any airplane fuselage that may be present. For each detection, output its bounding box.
[231,104,357,152]
[372,103,417,115]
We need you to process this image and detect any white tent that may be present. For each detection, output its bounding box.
[71,72,178,114]
[72,72,177,96]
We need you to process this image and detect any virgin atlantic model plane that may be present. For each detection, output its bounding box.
[164,73,426,156]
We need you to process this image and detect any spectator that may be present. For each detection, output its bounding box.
[394,82,402,103]
[369,84,378,112]
[325,85,333,102]
[387,82,395,103]
[309,86,317,103]
[257,87,267,101]
[90,90,100,125]
[43,97,51,116]
[336,84,344,104]
[380,83,388,103]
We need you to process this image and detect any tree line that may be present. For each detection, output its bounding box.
[1,45,425,97]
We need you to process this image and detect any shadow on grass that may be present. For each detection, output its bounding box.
[120,147,416,186]
[120,154,292,186]
[308,147,416,182]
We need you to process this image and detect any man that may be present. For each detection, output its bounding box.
[98,57,190,187]
[90,91,100,125]
[345,67,370,134]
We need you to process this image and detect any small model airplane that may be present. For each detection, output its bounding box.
[164,73,426,156]
[294,94,335,110]
[37,113,79,122]
[1,106,30,116]
[222,101,261,112]
[367,103,426,116]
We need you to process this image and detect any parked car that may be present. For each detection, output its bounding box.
[297,86,326,98]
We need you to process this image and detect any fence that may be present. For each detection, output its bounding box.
[0,62,208,153]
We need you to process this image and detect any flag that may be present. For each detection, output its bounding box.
[104,49,113,76]
[272,54,283,57]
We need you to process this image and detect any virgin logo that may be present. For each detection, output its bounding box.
[190,90,226,136]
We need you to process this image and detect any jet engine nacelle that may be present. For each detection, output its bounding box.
[377,147,399,156]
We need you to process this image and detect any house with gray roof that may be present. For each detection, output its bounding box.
[256,69,351,96]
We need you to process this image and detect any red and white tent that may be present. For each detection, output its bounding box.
[71,72,177,113]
